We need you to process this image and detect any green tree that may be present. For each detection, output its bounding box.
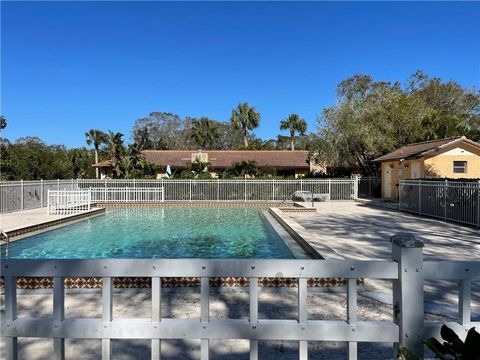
[190,117,220,149]
[85,129,107,179]
[1,137,72,180]
[223,160,258,178]
[280,114,307,151]
[0,115,6,130]
[105,131,125,178]
[70,148,95,178]
[132,112,197,150]
[230,102,261,147]
[316,72,480,175]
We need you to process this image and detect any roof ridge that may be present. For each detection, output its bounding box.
[142,149,309,152]
[403,136,463,147]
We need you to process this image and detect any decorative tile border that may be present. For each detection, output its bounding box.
[101,202,289,208]
[278,207,317,213]
[0,276,364,289]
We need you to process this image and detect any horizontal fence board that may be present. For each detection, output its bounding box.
[1,318,399,342]
[1,259,399,279]
[424,261,480,280]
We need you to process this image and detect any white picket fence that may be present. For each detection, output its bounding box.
[47,189,92,215]
[1,234,478,360]
[399,180,480,227]
[91,187,165,203]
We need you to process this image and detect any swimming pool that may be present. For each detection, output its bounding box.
[0,207,294,259]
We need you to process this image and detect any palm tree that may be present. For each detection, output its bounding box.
[280,114,307,151]
[190,117,219,149]
[105,131,125,178]
[230,103,261,147]
[85,129,107,179]
[119,144,142,178]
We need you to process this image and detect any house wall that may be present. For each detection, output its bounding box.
[381,159,423,199]
[380,143,480,199]
[423,144,480,179]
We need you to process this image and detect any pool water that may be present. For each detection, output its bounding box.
[1,208,293,259]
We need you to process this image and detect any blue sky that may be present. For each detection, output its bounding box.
[1,1,479,148]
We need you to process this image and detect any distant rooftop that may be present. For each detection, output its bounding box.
[142,150,311,170]
[373,136,480,162]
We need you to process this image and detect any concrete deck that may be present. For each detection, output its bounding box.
[279,202,480,318]
[0,207,105,241]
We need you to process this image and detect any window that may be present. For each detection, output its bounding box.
[453,161,467,174]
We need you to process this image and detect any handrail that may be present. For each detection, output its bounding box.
[0,227,9,244]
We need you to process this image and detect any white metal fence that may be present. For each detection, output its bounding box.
[79,179,358,203]
[0,179,358,212]
[0,180,78,213]
[1,234,478,360]
[91,187,165,203]
[47,189,92,215]
[399,180,480,227]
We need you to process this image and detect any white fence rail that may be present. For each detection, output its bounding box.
[399,180,480,227]
[1,234,478,360]
[47,189,92,215]
[91,187,165,203]
[1,179,358,212]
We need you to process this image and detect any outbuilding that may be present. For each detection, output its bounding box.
[372,136,480,199]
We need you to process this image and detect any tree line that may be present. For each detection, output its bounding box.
[1,71,478,180]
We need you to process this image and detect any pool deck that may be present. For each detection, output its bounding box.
[277,202,480,319]
[0,207,105,242]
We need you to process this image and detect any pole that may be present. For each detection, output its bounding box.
[20,180,24,210]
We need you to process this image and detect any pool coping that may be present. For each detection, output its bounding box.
[1,207,106,243]
[268,208,345,261]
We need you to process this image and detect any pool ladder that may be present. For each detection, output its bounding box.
[0,227,9,244]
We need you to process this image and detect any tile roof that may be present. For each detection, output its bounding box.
[92,159,115,168]
[373,136,480,162]
[142,150,311,170]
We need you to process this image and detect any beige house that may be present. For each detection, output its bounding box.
[373,136,480,199]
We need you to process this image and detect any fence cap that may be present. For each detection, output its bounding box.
[390,233,424,248]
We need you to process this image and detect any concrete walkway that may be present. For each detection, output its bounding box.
[281,202,480,318]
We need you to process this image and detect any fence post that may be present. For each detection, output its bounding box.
[353,176,359,200]
[20,180,24,210]
[244,179,247,202]
[5,276,18,360]
[328,179,331,202]
[444,180,448,221]
[391,233,424,358]
[477,180,480,228]
[418,180,422,215]
[272,179,275,202]
[57,179,60,191]
[40,179,44,207]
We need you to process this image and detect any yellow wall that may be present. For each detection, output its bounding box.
[380,143,480,199]
[381,159,423,198]
[423,143,480,178]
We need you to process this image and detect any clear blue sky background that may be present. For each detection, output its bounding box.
[1,1,479,148]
